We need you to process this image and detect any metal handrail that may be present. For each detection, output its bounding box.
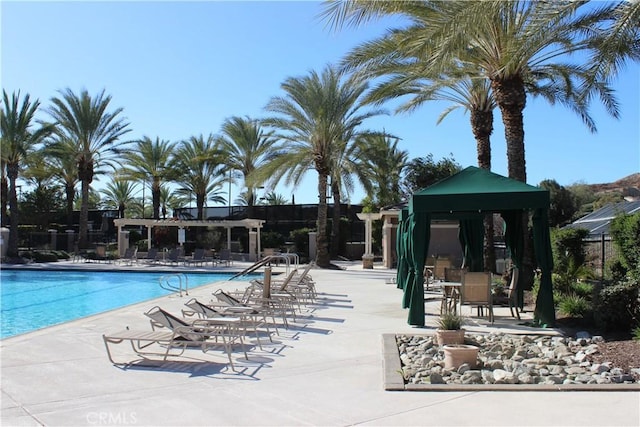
[159,273,189,297]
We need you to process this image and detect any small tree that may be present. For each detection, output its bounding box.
[610,212,640,280]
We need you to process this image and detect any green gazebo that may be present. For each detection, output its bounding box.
[399,166,555,328]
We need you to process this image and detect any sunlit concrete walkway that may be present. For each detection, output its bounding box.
[1,260,638,426]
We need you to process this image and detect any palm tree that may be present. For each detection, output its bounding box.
[159,184,186,219]
[259,191,288,205]
[262,65,384,267]
[1,90,54,257]
[47,88,130,248]
[121,136,176,220]
[217,116,277,218]
[101,178,138,218]
[171,135,226,220]
[587,0,640,89]
[44,136,79,227]
[350,133,408,207]
[323,0,622,182]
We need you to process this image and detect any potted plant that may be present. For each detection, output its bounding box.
[435,311,465,346]
[443,344,479,369]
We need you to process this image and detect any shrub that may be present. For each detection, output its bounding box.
[261,231,285,249]
[289,228,312,257]
[570,281,595,300]
[633,327,640,341]
[551,227,589,273]
[558,293,591,318]
[594,278,640,332]
[437,312,464,330]
[610,212,640,279]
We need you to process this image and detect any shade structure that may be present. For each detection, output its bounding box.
[401,166,555,327]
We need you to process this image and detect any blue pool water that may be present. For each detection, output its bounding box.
[0,269,234,339]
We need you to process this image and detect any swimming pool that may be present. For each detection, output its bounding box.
[0,269,235,339]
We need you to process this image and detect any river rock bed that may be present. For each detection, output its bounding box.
[397,332,640,386]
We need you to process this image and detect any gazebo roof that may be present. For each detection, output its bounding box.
[410,166,549,213]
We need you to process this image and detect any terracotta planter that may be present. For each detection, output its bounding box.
[443,344,479,369]
[435,329,465,346]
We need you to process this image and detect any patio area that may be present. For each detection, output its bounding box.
[1,260,638,426]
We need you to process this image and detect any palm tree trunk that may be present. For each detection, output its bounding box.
[491,77,526,183]
[330,181,341,259]
[7,165,19,257]
[79,179,90,249]
[316,174,330,268]
[152,179,161,220]
[65,184,75,227]
[1,173,8,227]
[196,194,205,220]
[471,108,497,273]
[491,77,534,291]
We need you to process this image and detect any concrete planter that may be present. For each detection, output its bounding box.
[443,344,479,369]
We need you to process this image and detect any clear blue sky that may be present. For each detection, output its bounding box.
[2,1,639,205]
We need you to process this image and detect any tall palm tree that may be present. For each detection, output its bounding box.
[171,134,226,220]
[121,136,175,220]
[323,0,621,182]
[262,65,383,267]
[1,90,54,257]
[101,178,138,218]
[44,136,79,227]
[217,116,277,218]
[350,133,408,207]
[47,88,130,248]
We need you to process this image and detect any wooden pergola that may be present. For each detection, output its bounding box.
[112,218,265,260]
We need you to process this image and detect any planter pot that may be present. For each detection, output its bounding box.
[443,344,479,369]
[435,329,465,346]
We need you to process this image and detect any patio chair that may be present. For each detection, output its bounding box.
[142,247,160,264]
[217,248,233,266]
[164,247,185,265]
[185,248,206,267]
[183,298,273,349]
[115,247,137,265]
[212,289,282,333]
[433,256,452,281]
[460,271,494,323]
[143,306,248,367]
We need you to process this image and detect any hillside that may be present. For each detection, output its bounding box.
[589,173,640,197]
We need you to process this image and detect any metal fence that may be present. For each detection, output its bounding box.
[584,234,618,278]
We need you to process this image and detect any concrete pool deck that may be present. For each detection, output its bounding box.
[1,260,639,426]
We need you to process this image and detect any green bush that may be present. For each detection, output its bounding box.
[289,228,312,257]
[594,278,640,332]
[633,327,640,341]
[261,231,285,249]
[610,212,640,279]
[558,293,591,317]
[551,227,589,273]
[569,281,594,300]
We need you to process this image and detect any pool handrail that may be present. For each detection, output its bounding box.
[158,273,189,297]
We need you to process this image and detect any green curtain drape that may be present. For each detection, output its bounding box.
[396,209,409,290]
[502,210,525,308]
[404,212,429,326]
[532,208,556,327]
[458,216,485,272]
